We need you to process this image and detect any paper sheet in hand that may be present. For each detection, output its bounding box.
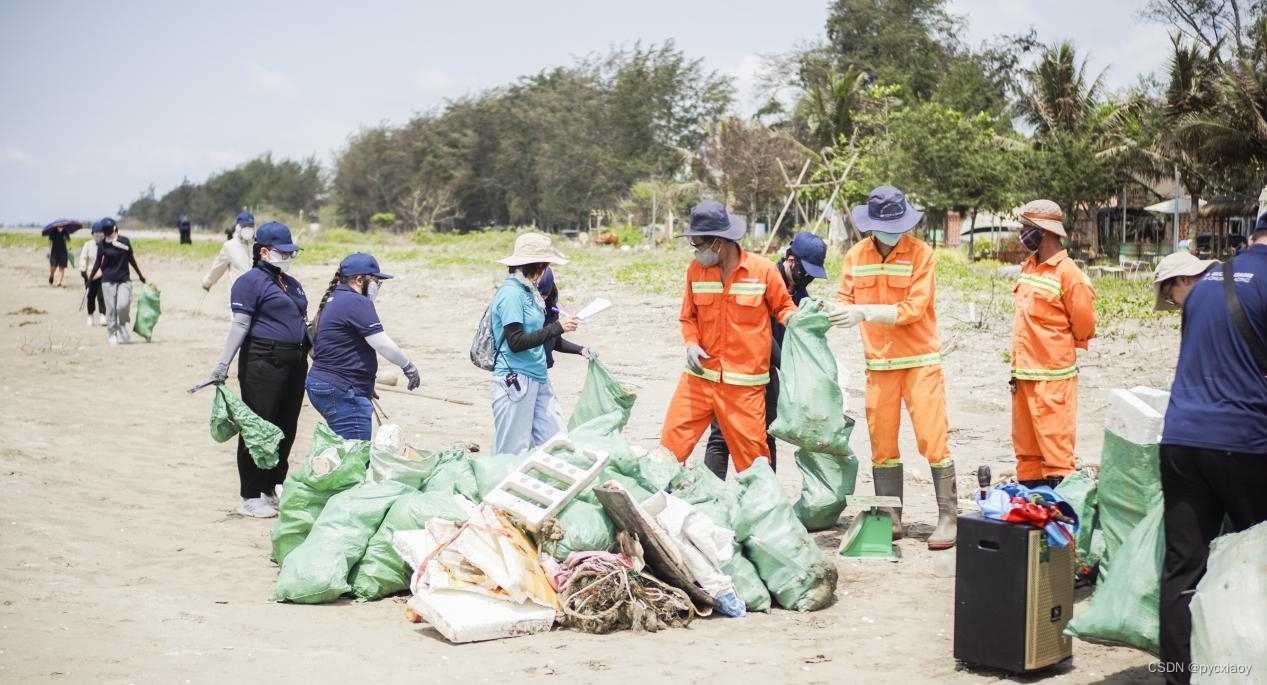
[575,298,612,321]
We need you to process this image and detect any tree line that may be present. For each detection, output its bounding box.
[126,0,1267,251]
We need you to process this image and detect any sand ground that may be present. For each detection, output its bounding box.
[0,232,1172,684]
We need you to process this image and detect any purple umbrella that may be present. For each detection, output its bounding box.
[41,219,83,236]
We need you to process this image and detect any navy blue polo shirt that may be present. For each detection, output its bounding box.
[230,263,309,344]
[308,284,384,396]
[1163,244,1267,453]
[94,237,136,283]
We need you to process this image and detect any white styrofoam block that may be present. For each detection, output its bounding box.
[1128,386,1171,417]
[1105,388,1164,445]
[407,588,555,643]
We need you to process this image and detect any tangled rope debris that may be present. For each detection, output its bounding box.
[558,555,695,634]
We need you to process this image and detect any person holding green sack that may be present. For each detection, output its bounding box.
[201,222,308,519]
[306,252,421,440]
[86,217,146,346]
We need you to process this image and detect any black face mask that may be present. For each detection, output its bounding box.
[790,260,811,287]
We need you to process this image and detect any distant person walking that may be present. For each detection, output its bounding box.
[87,218,146,345]
[204,222,308,518]
[306,253,421,440]
[203,212,256,316]
[178,214,192,245]
[78,221,107,326]
[45,221,74,286]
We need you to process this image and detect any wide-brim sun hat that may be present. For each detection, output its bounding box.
[851,185,924,234]
[340,252,394,279]
[1153,252,1218,311]
[789,231,828,279]
[681,200,747,242]
[1015,199,1067,237]
[254,221,301,252]
[498,232,569,266]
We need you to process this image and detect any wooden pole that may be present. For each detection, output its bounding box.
[762,159,811,254]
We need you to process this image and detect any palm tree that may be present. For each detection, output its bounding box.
[1014,41,1106,137]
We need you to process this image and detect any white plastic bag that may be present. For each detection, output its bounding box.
[1191,521,1267,684]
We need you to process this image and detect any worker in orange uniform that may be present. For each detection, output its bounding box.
[829,185,956,550]
[1010,199,1097,489]
[659,200,798,474]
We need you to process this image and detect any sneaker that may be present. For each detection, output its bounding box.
[107,334,118,346]
[86,315,94,327]
[48,275,54,285]
[96,314,107,326]
[237,497,278,518]
[265,485,282,509]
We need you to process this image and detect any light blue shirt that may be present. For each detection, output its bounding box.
[490,277,549,382]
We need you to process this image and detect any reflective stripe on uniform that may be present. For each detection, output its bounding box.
[684,366,769,385]
[692,281,724,294]
[852,263,914,277]
[729,283,767,295]
[1018,273,1062,297]
[1011,365,1078,381]
[865,352,941,371]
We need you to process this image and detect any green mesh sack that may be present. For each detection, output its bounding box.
[418,447,479,501]
[209,384,282,469]
[132,282,161,341]
[272,481,414,604]
[470,452,529,501]
[538,499,616,562]
[768,298,853,456]
[1064,502,1164,656]
[734,458,838,612]
[1097,430,1161,580]
[567,359,637,431]
[1055,469,1101,577]
[270,423,369,565]
[793,444,859,532]
[350,491,470,601]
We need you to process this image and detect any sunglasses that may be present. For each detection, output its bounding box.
[690,238,716,250]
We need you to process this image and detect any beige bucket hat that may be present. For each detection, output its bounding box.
[1153,252,1219,310]
[497,232,570,266]
[1015,199,1067,237]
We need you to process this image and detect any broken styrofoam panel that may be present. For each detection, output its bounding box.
[1127,386,1171,417]
[407,588,555,644]
[1105,388,1164,446]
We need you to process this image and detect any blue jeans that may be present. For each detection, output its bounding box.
[306,376,373,440]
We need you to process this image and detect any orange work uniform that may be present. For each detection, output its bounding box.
[660,248,797,472]
[838,234,950,466]
[1011,249,1097,481]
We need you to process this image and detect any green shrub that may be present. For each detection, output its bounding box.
[370,213,397,228]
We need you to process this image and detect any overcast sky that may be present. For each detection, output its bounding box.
[0,0,1172,225]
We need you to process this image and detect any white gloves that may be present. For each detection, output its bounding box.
[686,345,711,374]
[828,304,899,328]
[582,346,600,361]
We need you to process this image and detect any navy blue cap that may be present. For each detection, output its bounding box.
[339,252,393,279]
[91,217,116,233]
[787,231,827,279]
[682,200,747,241]
[1256,214,1267,232]
[236,211,255,226]
[254,221,300,252]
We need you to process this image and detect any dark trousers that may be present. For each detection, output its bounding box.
[84,279,105,315]
[1159,444,1267,684]
[179,228,192,244]
[703,370,779,480]
[237,339,308,498]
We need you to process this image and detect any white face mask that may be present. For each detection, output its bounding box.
[693,240,721,268]
[364,279,381,301]
[873,231,902,247]
[240,228,255,242]
[265,249,293,273]
[93,233,105,244]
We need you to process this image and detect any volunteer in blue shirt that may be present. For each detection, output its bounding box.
[86,218,146,345]
[204,222,308,519]
[703,231,827,479]
[306,253,420,440]
[489,233,578,455]
[1157,225,1267,685]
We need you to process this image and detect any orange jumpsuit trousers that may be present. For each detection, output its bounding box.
[661,373,769,473]
[1011,376,1078,481]
[864,364,951,466]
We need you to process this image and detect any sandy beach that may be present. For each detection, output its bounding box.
[0,233,1171,685]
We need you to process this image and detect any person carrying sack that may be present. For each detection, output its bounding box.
[87,217,146,345]
[201,221,308,518]
[828,185,957,550]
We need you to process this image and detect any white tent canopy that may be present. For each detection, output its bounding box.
[959,211,1021,239]
[1144,197,1207,214]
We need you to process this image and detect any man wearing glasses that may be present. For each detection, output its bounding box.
[658,201,798,475]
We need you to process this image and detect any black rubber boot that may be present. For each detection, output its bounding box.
[1018,479,1046,488]
[1045,475,1065,489]
[873,463,904,539]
